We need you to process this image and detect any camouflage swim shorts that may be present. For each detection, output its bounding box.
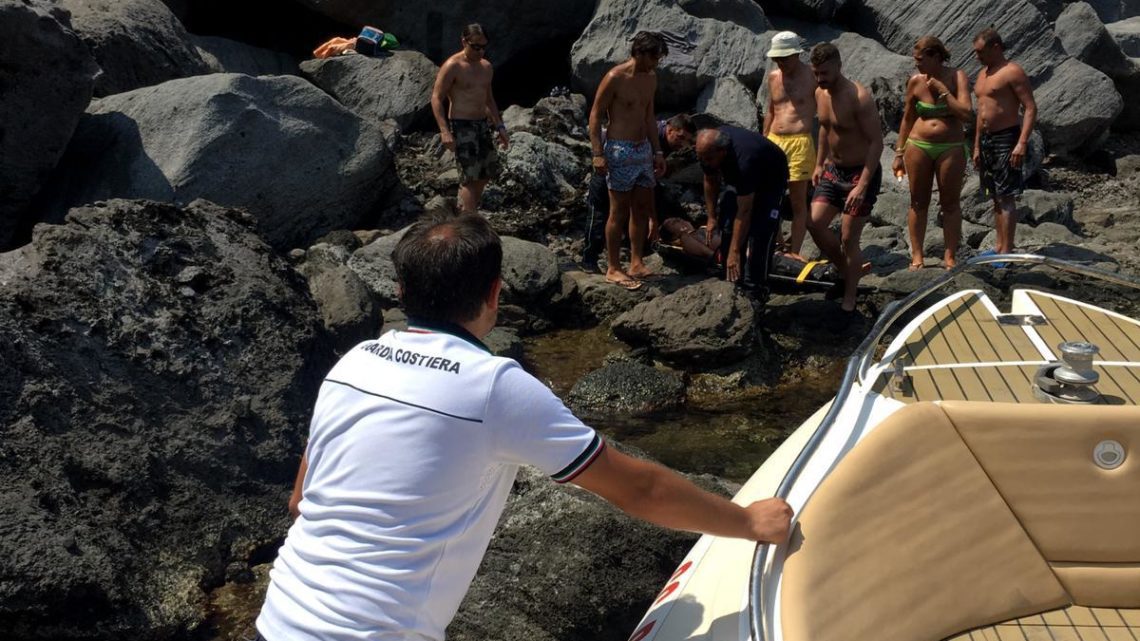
[450,119,503,185]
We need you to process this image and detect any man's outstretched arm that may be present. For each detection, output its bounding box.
[288,452,308,521]
[571,445,793,543]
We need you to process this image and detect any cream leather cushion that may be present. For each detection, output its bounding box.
[1051,563,1140,607]
[782,403,1069,641]
[943,402,1140,563]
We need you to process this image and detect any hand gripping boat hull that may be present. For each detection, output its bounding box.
[629,254,1140,641]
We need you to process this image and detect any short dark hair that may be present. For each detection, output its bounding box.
[666,113,696,136]
[810,42,841,66]
[462,23,487,41]
[631,31,668,58]
[391,213,502,324]
[975,28,1003,50]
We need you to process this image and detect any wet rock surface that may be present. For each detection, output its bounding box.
[568,361,686,416]
[0,199,332,639]
[612,279,757,367]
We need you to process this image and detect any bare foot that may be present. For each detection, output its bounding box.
[606,269,643,290]
[943,256,958,270]
[628,266,658,280]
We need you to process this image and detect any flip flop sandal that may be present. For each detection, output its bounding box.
[606,277,643,290]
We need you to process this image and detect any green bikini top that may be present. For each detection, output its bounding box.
[915,100,951,118]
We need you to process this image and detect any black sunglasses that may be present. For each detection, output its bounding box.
[466,41,488,51]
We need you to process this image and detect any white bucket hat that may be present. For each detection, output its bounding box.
[767,31,805,58]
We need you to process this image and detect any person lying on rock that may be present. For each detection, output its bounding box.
[807,42,883,317]
[696,125,789,302]
[431,23,509,216]
[972,27,1037,257]
[659,216,722,262]
[590,31,671,290]
[581,113,697,273]
[253,213,793,641]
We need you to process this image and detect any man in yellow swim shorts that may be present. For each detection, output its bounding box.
[762,31,817,260]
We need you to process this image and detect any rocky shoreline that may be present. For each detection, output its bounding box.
[4,0,1140,639]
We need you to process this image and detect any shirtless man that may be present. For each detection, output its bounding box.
[431,24,510,215]
[763,31,817,260]
[589,31,669,289]
[972,28,1037,255]
[807,42,883,316]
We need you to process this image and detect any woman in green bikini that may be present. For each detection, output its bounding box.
[892,36,972,270]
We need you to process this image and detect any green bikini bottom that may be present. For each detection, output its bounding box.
[908,139,970,161]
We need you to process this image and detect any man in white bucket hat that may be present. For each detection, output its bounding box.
[763,30,816,260]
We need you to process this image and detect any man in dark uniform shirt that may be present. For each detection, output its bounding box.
[695,126,789,300]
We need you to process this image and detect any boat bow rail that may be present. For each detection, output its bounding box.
[748,253,1140,641]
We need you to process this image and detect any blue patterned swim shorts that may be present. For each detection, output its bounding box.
[603,139,655,192]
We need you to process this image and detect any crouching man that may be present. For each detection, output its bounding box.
[254,213,793,641]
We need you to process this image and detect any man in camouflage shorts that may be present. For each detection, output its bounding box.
[451,119,503,187]
[431,23,510,214]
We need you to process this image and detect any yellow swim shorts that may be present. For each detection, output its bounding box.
[767,132,816,182]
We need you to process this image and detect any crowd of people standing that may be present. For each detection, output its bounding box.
[247,22,1041,641]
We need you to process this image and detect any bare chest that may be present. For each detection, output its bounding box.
[610,75,654,110]
[452,63,492,93]
[820,96,859,132]
[773,74,813,107]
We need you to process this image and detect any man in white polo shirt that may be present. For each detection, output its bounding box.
[255,213,793,641]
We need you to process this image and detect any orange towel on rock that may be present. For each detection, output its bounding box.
[313,37,357,59]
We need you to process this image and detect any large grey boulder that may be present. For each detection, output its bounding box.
[756,0,849,22]
[347,227,410,308]
[500,237,561,302]
[299,237,383,354]
[42,73,396,252]
[845,0,1122,155]
[1082,0,1140,22]
[697,77,760,130]
[568,361,687,415]
[613,279,757,366]
[1107,16,1140,56]
[0,199,332,638]
[290,0,595,71]
[571,0,773,109]
[1056,3,1140,130]
[486,131,587,209]
[831,32,913,132]
[191,34,299,77]
[59,0,207,97]
[0,0,97,250]
[300,52,439,133]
